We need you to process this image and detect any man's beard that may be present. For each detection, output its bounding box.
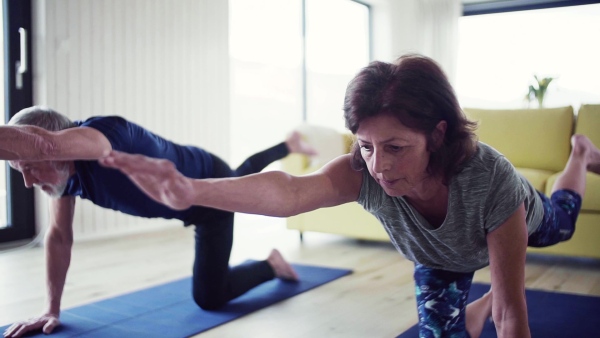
[37,180,68,198]
[44,181,68,198]
[37,166,70,198]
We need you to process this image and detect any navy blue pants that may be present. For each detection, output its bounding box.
[189,142,289,310]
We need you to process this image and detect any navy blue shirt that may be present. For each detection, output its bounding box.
[62,116,214,224]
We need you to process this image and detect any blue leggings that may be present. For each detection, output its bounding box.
[188,142,289,310]
[414,266,474,338]
[413,189,582,337]
[528,189,582,247]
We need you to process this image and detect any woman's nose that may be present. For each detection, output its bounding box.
[372,150,391,173]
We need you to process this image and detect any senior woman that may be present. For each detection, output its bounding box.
[101,54,600,338]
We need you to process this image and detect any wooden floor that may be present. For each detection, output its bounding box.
[2,214,600,337]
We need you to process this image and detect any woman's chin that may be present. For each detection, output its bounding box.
[381,186,405,197]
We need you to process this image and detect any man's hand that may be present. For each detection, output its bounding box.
[99,150,194,210]
[3,314,60,338]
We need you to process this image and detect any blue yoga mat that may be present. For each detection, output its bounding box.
[2,263,351,338]
[397,282,600,338]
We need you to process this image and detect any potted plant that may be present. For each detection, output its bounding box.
[526,75,555,108]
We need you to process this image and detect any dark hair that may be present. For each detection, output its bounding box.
[8,106,75,131]
[343,54,478,183]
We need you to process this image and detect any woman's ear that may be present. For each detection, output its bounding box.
[432,120,447,149]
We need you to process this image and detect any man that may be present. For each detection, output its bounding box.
[1,106,316,338]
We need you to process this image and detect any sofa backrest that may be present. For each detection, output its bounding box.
[463,106,574,172]
[575,104,600,148]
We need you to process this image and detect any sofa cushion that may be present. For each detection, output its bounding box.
[575,104,600,145]
[515,167,555,192]
[464,107,573,172]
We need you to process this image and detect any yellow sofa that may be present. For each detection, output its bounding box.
[282,105,600,259]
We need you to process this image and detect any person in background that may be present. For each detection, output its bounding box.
[1,106,317,338]
[99,54,600,338]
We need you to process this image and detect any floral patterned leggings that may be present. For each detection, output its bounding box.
[413,189,582,337]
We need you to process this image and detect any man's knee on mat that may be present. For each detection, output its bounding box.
[193,289,228,310]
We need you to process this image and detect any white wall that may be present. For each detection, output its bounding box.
[31,0,230,239]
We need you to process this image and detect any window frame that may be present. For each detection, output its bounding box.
[1,0,35,244]
[463,0,600,16]
[301,0,372,122]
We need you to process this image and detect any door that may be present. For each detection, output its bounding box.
[0,0,35,243]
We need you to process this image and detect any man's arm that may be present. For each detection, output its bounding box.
[45,196,76,322]
[100,151,362,216]
[0,125,111,161]
[3,196,76,338]
[487,203,531,338]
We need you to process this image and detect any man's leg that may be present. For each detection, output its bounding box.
[234,131,317,176]
[191,153,298,310]
[191,208,275,310]
[234,142,289,176]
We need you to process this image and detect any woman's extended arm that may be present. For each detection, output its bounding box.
[0,125,111,161]
[99,151,363,217]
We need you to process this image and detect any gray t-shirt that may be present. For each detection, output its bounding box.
[357,142,544,273]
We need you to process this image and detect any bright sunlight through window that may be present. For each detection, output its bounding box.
[456,4,600,111]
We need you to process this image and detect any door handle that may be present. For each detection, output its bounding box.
[15,27,27,89]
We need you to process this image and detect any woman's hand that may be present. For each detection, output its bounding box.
[99,151,194,210]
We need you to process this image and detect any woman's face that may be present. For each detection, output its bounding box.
[356,114,432,198]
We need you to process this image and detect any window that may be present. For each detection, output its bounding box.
[305,0,370,131]
[229,0,370,165]
[229,0,304,165]
[456,3,600,110]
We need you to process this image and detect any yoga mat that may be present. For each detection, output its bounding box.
[2,263,351,337]
[397,282,600,338]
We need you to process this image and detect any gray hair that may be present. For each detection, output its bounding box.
[8,106,75,131]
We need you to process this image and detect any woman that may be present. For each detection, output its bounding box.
[100,54,600,338]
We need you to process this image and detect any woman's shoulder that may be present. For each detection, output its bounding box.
[454,142,513,184]
[473,142,506,161]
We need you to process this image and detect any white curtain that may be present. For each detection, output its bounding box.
[415,0,461,85]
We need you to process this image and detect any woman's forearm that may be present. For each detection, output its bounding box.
[190,171,328,217]
[0,126,53,161]
[99,150,359,215]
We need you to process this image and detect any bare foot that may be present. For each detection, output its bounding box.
[285,131,318,156]
[572,134,600,174]
[266,249,299,281]
[466,289,493,338]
